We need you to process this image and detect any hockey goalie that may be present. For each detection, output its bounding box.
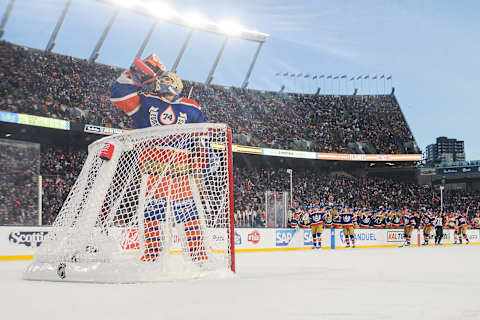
[23,54,234,282]
[110,54,216,265]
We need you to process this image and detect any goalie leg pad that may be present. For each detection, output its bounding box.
[144,198,167,221]
[184,220,208,262]
[172,198,199,224]
[141,219,165,262]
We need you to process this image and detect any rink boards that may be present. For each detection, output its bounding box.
[1,226,479,260]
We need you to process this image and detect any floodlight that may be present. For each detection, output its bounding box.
[110,0,137,9]
[141,1,176,19]
[182,12,211,29]
[218,20,245,36]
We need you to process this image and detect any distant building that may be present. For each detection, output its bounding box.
[425,136,465,166]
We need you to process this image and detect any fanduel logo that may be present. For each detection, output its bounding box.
[9,231,49,247]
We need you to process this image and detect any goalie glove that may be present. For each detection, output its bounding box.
[129,54,166,87]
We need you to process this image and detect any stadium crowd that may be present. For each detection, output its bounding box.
[1,41,477,229]
[0,143,479,228]
[0,140,40,225]
[1,41,416,154]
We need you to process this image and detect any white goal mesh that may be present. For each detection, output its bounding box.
[24,123,235,282]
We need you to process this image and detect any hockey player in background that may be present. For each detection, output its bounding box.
[401,209,416,247]
[455,211,469,245]
[421,209,436,246]
[390,210,403,229]
[358,208,372,229]
[110,53,209,263]
[298,206,311,229]
[340,206,356,248]
[309,204,324,249]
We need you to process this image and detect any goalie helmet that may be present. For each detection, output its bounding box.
[155,71,183,97]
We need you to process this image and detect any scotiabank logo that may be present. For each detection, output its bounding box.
[121,229,140,250]
[248,230,260,244]
[9,231,49,247]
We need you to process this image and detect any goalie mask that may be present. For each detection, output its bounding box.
[155,71,183,97]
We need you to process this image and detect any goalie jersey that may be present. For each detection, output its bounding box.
[110,71,205,128]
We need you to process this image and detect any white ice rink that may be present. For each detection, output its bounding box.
[2,246,480,320]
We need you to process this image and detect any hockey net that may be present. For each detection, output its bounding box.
[24,123,235,282]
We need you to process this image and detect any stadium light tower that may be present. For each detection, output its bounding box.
[89,7,120,63]
[286,169,293,208]
[46,0,72,52]
[206,36,228,85]
[97,0,269,86]
[136,21,157,59]
[0,0,15,39]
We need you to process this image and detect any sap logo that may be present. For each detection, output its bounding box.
[303,229,313,246]
[212,234,225,242]
[247,230,260,244]
[234,232,242,245]
[275,230,296,246]
[9,231,49,247]
[387,231,405,242]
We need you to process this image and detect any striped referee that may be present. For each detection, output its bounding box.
[434,214,444,245]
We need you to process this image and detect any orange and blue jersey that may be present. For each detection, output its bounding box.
[373,214,385,228]
[391,213,402,228]
[298,212,311,229]
[422,213,436,227]
[456,214,467,227]
[110,71,205,128]
[310,209,324,226]
[358,213,372,228]
[404,213,416,227]
[290,209,302,228]
[340,211,355,227]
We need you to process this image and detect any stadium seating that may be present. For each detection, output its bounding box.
[1,41,417,154]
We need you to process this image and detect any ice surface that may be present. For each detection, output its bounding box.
[2,246,480,320]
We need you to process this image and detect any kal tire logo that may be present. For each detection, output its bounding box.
[387,231,405,242]
[234,232,242,245]
[247,230,260,244]
[276,230,296,246]
[9,231,49,247]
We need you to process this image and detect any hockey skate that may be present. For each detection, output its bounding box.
[345,243,350,248]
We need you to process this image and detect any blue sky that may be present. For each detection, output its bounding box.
[1,0,479,159]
